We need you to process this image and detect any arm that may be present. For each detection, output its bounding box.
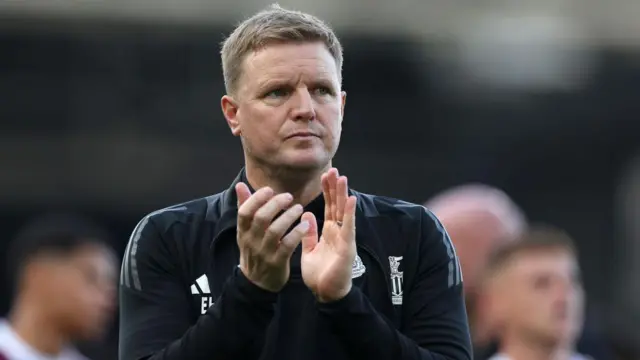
[118,214,276,360]
[317,208,472,360]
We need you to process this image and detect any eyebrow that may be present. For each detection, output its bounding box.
[258,76,335,90]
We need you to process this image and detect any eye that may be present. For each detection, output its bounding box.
[264,88,290,98]
[313,86,333,96]
[533,275,551,290]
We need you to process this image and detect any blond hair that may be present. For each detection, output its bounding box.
[220,4,343,95]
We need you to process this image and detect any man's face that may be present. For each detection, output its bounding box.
[39,244,117,339]
[496,249,584,345]
[222,41,346,171]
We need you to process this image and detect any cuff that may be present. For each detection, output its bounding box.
[316,286,361,315]
[233,267,279,305]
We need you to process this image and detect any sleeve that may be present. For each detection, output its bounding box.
[118,214,277,360]
[316,208,473,360]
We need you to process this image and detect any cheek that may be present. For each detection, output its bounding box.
[241,106,284,139]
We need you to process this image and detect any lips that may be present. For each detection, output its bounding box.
[286,132,318,139]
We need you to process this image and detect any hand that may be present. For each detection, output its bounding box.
[236,183,309,292]
[301,168,358,303]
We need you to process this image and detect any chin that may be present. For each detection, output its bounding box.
[280,150,330,169]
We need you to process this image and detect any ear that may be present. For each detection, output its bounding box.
[221,95,242,136]
[340,91,347,120]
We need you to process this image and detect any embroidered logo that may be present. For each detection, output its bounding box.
[191,274,214,314]
[389,256,404,305]
[352,254,366,278]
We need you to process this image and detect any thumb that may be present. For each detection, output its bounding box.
[235,182,252,207]
[340,196,357,242]
[300,212,318,253]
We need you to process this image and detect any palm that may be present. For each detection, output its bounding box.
[301,221,354,298]
[300,168,358,302]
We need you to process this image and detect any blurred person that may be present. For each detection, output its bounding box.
[0,213,117,360]
[426,186,613,360]
[425,184,527,345]
[118,4,472,360]
[482,225,589,360]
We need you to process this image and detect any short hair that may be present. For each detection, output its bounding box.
[6,213,112,289]
[220,4,344,95]
[484,224,577,276]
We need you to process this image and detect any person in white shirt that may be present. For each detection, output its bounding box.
[0,213,117,360]
[482,225,591,360]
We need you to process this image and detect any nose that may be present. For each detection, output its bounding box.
[554,278,574,302]
[290,87,315,122]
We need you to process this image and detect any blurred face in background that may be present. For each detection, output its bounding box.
[31,243,117,339]
[441,210,507,295]
[490,248,584,347]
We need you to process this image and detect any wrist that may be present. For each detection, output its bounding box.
[237,264,281,293]
[316,283,353,303]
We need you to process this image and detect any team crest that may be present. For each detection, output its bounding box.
[352,254,366,278]
[389,256,404,305]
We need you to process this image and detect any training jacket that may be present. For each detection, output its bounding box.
[118,169,472,360]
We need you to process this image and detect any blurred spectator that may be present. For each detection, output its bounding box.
[425,183,527,347]
[0,213,117,360]
[482,225,588,360]
[425,184,613,360]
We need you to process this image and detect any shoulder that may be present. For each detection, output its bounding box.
[134,193,224,234]
[353,190,428,221]
[120,192,227,289]
[0,321,34,360]
[353,190,442,234]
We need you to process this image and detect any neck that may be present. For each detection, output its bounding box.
[500,330,574,360]
[9,294,67,356]
[245,161,330,206]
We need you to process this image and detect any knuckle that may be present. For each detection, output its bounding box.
[264,256,280,268]
[253,212,269,226]
[237,209,251,220]
[264,226,281,239]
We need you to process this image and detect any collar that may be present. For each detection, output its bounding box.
[212,168,358,243]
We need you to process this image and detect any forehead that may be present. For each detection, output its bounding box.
[67,245,117,273]
[241,42,339,87]
[508,249,577,278]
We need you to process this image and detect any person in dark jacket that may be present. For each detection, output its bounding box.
[118,4,472,360]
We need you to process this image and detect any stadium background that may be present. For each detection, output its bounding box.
[0,0,638,357]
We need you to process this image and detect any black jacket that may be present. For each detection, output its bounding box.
[118,170,472,360]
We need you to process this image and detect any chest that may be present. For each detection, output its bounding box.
[187,242,397,314]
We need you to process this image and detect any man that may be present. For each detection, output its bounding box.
[118,4,471,360]
[0,213,117,360]
[482,226,589,360]
[425,184,527,346]
[425,185,612,360]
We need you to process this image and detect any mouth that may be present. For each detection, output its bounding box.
[286,132,318,139]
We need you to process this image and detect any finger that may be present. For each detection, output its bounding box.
[237,187,274,230]
[336,176,348,220]
[300,212,318,253]
[266,203,304,250]
[235,182,252,207]
[328,168,339,220]
[322,172,332,221]
[251,192,294,233]
[340,195,358,243]
[278,212,312,259]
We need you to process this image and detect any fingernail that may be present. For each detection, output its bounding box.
[299,221,310,232]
